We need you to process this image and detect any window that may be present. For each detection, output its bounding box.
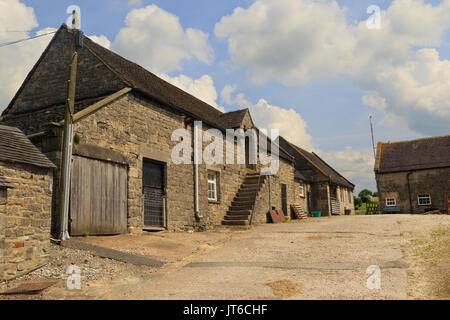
[417,194,431,206]
[299,184,305,197]
[348,191,352,203]
[207,173,217,201]
[385,198,396,207]
[340,188,345,202]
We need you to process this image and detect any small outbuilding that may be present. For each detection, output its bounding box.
[375,135,450,214]
[278,136,355,216]
[0,125,55,280]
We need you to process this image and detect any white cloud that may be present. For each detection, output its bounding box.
[215,0,450,136]
[0,0,55,112]
[215,0,354,85]
[321,146,376,193]
[221,84,315,150]
[160,73,224,111]
[88,35,111,49]
[112,4,214,74]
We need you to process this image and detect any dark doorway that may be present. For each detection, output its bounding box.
[307,192,312,215]
[245,135,256,171]
[281,184,287,216]
[143,159,166,228]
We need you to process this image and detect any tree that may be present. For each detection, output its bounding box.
[360,194,372,204]
[373,192,379,197]
[358,189,373,198]
[354,196,362,209]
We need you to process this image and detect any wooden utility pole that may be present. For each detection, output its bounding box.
[57,11,82,240]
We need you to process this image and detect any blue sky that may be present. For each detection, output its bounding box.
[2,0,450,193]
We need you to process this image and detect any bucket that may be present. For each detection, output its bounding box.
[312,211,321,217]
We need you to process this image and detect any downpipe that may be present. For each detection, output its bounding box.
[406,171,413,214]
[193,121,202,220]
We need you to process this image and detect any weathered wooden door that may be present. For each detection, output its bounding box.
[70,155,127,235]
[281,184,288,216]
[143,159,166,228]
[447,195,450,214]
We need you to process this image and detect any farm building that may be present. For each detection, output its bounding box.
[0,125,55,280]
[278,136,355,216]
[0,24,300,236]
[375,135,450,214]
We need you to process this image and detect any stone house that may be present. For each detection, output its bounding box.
[0,24,299,236]
[374,135,450,214]
[278,136,355,216]
[0,125,55,280]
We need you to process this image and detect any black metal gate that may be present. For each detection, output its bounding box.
[143,159,166,227]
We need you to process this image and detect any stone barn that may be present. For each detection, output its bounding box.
[278,136,355,216]
[0,125,55,280]
[375,135,450,214]
[0,24,298,236]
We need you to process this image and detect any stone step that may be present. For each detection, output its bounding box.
[223,215,250,221]
[226,210,251,216]
[233,197,254,204]
[222,220,249,226]
[233,196,253,202]
[230,204,253,211]
[239,186,259,192]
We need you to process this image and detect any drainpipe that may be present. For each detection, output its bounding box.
[406,172,413,214]
[268,175,271,211]
[193,121,202,220]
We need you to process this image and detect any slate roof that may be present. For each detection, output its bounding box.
[375,135,450,173]
[294,170,310,182]
[0,25,295,162]
[0,172,13,188]
[278,136,354,189]
[0,125,56,169]
[219,109,249,129]
[1,24,249,132]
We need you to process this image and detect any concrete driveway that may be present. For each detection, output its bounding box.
[101,215,412,300]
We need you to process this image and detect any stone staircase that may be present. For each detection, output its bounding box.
[222,173,266,226]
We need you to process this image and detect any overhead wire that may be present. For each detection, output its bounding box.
[0,31,56,48]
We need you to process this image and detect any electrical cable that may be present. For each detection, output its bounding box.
[0,31,56,48]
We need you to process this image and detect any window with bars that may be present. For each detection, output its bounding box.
[207,173,217,201]
[417,194,431,206]
[299,184,305,197]
[385,198,396,207]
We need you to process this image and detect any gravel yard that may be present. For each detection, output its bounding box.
[1,214,448,300]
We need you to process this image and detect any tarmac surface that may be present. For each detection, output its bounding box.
[100,215,412,299]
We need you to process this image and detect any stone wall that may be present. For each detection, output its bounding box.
[293,181,312,216]
[376,168,450,214]
[337,186,355,215]
[73,92,251,232]
[0,188,6,280]
[252,159,296,223]
[0,161,53,280]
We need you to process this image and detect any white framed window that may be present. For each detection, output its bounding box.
[299,184,305,197]
[417,194,431,206]
[207,173,217,201]
[385,198,396,207]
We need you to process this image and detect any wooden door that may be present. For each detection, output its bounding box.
[143,159,166,227]
[70,155,127,236]
[447,195,450,214]
[281,184,288,216]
